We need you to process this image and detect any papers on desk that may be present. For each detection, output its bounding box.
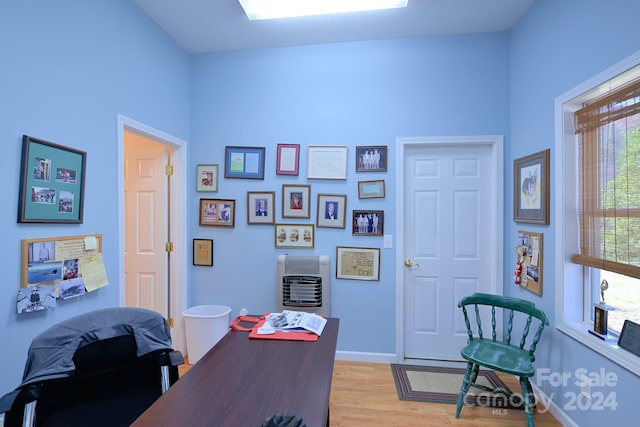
[262,310,326,336]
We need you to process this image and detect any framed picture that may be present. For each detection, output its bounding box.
[276,143,300,175]
[224,146,265,179]
[199,198,235,227]
[18,135,87,223]
[282,184,311,218]
[274,224,314,249]
[247,191,275,224]
[316,194,347,229]
[193,239,213,266]
[514,149,550,224]
[356,145,387,172]
[358,180,385,199]
[196,164,218,192]
[307,145,348,180]
[352,210,384,236]
[336,246,381,281]
[515,230,543,296]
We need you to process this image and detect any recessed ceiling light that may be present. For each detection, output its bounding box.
[238,0,408,21]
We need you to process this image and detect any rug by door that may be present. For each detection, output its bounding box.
[391,364,521,409]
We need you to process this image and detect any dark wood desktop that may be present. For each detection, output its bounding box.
[132,317,339,427]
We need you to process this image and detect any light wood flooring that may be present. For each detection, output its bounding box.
[178,360,562,426]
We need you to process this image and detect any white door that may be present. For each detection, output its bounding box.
[124,131,169,315]
[400,137,502,361]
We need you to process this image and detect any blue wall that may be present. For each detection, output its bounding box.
[0,0,189,393]
[3,0,640,424]
[189,34,510,353]
[508,0,640,425]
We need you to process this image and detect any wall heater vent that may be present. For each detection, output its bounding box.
[276,255,330,316]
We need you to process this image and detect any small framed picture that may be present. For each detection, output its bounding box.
[247,191,275,224]
[307,145,348,180]
[352,210,384,236]
[282,184,311,218]
[358,180,385,199]
[196,164,218,192]
[316,194,347,229]
[356,145,387,172]
[193,239,213,266]
[224,146,266,180]
[274,224,314,249]
[276,143,300,175]
[514,149,550,224]
[199,198,235,227]
[336,246,381,281]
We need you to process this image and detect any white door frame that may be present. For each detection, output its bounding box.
[394,135,504,362]
[117,114,188,354]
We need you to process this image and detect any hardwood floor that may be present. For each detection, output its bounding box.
[178,359,562,426]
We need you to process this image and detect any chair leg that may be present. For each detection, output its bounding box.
[519,377,535,427]
[455,362,477,418]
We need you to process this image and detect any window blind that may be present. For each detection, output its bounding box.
[573,79,640,279]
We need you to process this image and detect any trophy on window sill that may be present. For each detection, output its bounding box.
[592,279,616,338]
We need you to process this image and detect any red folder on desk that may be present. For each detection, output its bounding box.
[229,315,318,342]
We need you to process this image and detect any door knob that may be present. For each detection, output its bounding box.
[404,260,420,268]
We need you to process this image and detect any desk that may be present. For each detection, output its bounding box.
[132,317,339,427]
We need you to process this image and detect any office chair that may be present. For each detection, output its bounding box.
[455,293,548,427]
[0,307,184,427]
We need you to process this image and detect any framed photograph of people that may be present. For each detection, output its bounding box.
[18,135,87,223]
[274,224,314,249]
[282,184,311,218]
[224,146,265,180]
[336,246,381,281]
[247,191,275,224]
[352,210,384,236]
[196,164,218,192]
[307,145,348,180]
[276,143,300,175]
[199,198,235,227]
[356,145,387,172]
[357,180,385,199]
[513,149,550,224]
[193,239,213,266]
[316,194,347,229]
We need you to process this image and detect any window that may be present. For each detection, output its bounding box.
[557,52,640,375]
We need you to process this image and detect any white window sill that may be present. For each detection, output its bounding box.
[557,321,640,376]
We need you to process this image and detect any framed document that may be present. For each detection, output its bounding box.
[336,246,380,281]
[307,145,348,180]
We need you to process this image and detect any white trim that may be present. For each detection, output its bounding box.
[555,50,640,377]
[335,351,396,364]
[116,114,188,354]
[394,135,504,364]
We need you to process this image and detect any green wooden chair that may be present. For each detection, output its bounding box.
[455,292,549,427]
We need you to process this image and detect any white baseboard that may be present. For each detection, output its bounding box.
[530,380,577,427]
[335,350,396,364]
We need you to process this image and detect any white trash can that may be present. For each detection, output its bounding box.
[183,305,231,364]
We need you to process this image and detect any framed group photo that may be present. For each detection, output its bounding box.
[316,194,347,229]
[356,145,387,172]
[352,210,384,236]
[336,246,381,281]
[282,184,311,218]
[199,198,235,227]
[18,135,87,223]
[514,149,550,224]
[247,191,275,224]
[196,164,218,192]
[274,224,314,249]
[224,146,265,180]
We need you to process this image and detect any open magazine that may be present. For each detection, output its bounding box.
[262,310,327,336]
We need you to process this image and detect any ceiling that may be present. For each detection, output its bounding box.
[133,0,535,54]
